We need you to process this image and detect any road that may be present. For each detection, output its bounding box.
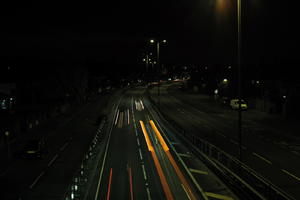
[88,87,238,200]
[0,86,239,200]
[0,91,118,200]
[149,82,300,199]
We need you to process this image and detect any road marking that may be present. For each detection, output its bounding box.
[106,168,113,200]
[181,184,192,200]
[218,132,226,138]
[252,152,272,164]
[137,138,140,146]
[114,109,120,125]
[140,99,144,110]
[60,142,69,151]
[230,139,238,145]
[205,192,234,200]
[139,148,143,160]
[127,109,130,125]
[189,168,208,175]
[282,169,300,181]
[118,112,124,128]
[95,102,120,200]
[48,154,58,167]
[146,187,152,200]
[178,153,191,158]
[29,171,45,189]
[129,167,134,200]
[141,164,147,180]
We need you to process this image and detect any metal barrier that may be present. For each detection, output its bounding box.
[147,94,295,200]
[62,118,106,200]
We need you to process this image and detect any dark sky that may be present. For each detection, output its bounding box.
[1,0,299,76]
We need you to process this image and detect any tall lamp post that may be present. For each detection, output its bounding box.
[237,0,242,164]
[150,39,167,107]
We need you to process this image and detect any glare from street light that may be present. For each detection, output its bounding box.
[150,39,155,43]
[162,39,167,43]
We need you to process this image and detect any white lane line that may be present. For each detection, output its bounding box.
[282,169,300,181]
[127,109,130,124]
[137,138,140,146]
[95,102,120,200]
[140,99,144,110]
[60,142,69,151]
[139,148,143,160]
[141,164,147,180]
[230,139,238,145]
[252,152,272,164]
[114,109,120,125]
[178,153,191,158]
[29,171,45,189]
[48,154,59,167]
[218,132,226,138]
[181,184,192,200]
[146,187,152,200]
[189,168,208,175]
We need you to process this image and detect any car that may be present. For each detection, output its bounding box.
[230,99,248,110]
[20,139,48,159]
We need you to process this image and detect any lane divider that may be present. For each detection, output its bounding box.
[47,154,59,167]
[205,192,234,200]
[252,152,272,165]
[189,168,208,175]
[281,169,300,182]
[29,171,45,189]
[114,109,120,125]
[139,120,174,200]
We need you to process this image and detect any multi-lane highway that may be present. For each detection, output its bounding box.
[148,82,300,200]
[87,87,238,200]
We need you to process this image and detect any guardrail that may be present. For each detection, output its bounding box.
[146,93,295,200]
[62,118,107,200]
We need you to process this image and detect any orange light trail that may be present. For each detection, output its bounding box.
[106,168,113,200]
[150,120,197,200]
[139,120,174,200]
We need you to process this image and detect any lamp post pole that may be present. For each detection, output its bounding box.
[237,0,242,163]
[156,41,160,106]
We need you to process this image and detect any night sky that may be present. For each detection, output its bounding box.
[1,0,299,78]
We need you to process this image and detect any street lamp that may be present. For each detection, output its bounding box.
[149,39,167,106]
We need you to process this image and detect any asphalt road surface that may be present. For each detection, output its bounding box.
[88,87,238,200]
[148,82,300,200]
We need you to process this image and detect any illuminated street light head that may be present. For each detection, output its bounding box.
[162,39,167,43]
[150,39,155,43]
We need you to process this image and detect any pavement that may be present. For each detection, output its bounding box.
[147,82,300,199]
